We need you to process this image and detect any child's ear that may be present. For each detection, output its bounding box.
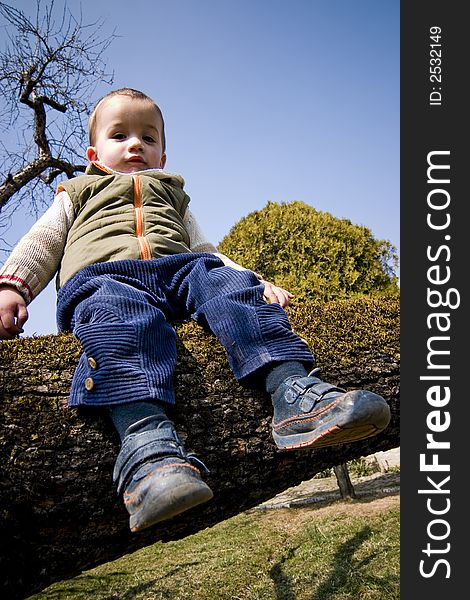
[86,146,98,162]
[160,153,167,169]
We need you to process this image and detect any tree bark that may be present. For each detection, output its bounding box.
[333,463,357,499]
[0,296,399,599]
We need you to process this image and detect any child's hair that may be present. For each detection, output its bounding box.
[88,88,166,152]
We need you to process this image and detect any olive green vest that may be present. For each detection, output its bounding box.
[57,163,191,287]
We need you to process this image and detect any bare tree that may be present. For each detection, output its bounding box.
[0,0,115,241]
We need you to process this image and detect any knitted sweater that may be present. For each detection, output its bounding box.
[0,166,247,304]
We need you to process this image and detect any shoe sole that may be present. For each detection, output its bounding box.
[126,470,214,532]
[272,390,391,451]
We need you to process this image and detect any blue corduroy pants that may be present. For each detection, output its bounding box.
[56,253,314,407]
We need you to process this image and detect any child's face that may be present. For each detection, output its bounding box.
[86,95,166,173]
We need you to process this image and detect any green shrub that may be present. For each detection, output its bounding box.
[219,200,399,302]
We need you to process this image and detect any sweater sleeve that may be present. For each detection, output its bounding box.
[183,208,262,279]
[0,191,74,303]
[184,208,218,253]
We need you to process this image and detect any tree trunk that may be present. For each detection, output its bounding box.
[333,463,357,499]
[0,296,399,599]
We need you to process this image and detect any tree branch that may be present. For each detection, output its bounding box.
[0,156,86,209]
[0,0,115,219]
[0,297,400,600]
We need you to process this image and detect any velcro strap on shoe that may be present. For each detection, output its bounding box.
[187,453,210,475]
[113,425,187,495]
[305,381,344,398]
[286,378,345,403]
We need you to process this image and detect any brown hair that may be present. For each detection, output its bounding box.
[88,88,166,151]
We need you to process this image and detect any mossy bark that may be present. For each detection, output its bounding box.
[0,295,399,599]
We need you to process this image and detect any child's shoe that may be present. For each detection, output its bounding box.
[271,369,391,450]
[113,418,213,532]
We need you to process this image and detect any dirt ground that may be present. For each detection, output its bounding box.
[255,448,400,517]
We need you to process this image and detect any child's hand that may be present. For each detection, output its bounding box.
[260,280,294,308]
[0,286,28,339]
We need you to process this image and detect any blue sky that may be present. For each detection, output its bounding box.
[1,0,399,336]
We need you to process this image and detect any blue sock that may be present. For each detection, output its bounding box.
[109,401,169,441]
[264,361,308,394]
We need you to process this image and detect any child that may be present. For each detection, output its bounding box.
[0,88,391,532]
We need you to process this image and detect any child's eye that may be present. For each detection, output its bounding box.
[112,133,126,140]
[143,135,156,143]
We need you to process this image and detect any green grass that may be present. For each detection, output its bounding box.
[28,495,399,600]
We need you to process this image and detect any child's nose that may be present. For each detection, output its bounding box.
[128,137,143,151]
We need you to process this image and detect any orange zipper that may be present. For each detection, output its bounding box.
[132,174,151,260]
